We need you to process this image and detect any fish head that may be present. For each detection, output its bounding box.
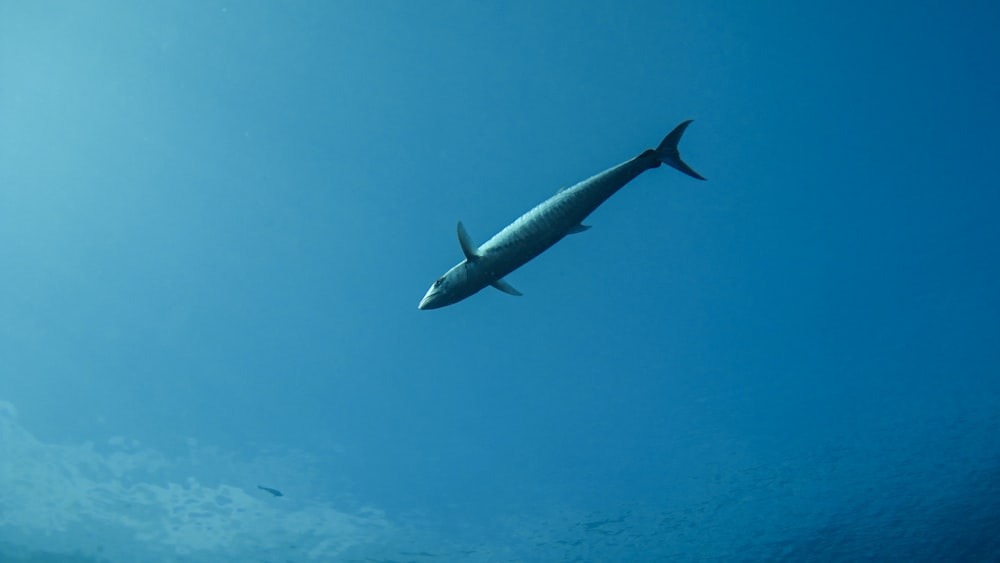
[418,260,481,310]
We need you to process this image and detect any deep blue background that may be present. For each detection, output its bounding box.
[2,2,998,560]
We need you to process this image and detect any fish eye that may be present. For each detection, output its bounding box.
[433,277,444,288]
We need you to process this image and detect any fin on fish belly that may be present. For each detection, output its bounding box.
[491,278,522,296]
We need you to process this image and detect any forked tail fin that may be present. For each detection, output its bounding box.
[655,120,706,181]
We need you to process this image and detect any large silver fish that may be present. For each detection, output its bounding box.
[419,121,705,310]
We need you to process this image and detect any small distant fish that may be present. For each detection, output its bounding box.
[257,485,283,497]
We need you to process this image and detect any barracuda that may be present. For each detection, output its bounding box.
[418,120,705,310]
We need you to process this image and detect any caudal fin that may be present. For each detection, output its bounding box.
[655,120,706,181]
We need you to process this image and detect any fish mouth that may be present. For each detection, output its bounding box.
[418,292,435,310]
[418,291,444,310]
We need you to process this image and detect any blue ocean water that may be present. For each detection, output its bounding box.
[2,2,999,561]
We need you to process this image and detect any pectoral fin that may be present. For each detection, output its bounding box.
[491,278,522,296]
[568,223,591,234]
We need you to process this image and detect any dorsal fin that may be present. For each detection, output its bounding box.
[457,221,479,261]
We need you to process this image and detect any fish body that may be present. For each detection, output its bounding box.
[418,121,705,310]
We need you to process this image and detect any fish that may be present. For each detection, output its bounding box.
[418,120,705,310]
[257,485,283,497]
